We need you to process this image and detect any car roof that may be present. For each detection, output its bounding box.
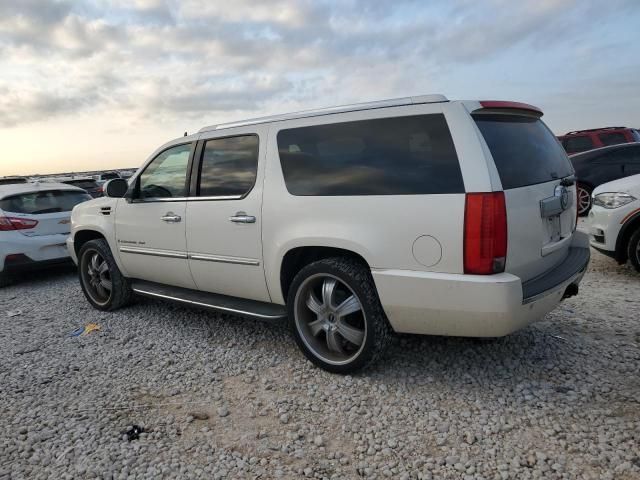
[0,182,86,200]
[561,127,631,137]
[198,94,450,133]
[569,142,640,159]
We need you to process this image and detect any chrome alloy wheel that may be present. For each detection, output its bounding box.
[81,249,112,306]
[294,273,366,366]
[577,186,592,215]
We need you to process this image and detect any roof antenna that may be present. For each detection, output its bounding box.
[184,131,187,137]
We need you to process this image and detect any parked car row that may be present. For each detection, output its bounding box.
[570,143,640,215]
[2,95,638,373]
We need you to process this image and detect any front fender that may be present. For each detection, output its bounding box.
[70,198,129,276]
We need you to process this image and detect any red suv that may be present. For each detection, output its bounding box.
[558,127,640,154]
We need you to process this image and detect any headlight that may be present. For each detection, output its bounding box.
[593,192,637,209]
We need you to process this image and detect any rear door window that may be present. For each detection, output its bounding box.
[197,135,259,197]
[0,190,92,214]
[474,114,574,189]
[277,114,463,196]
[563,136,594,154]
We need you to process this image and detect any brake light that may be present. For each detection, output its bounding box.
[0,216,39,231]
[464,192,507,274]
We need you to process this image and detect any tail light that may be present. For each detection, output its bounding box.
[464,192,507,274]
[0,216,39,231]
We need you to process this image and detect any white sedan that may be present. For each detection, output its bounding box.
[588,173,640,272]
[0,182,92,286]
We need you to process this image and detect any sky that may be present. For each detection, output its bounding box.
[0,0,639,176]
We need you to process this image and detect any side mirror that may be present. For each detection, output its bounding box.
[104,178,129,198]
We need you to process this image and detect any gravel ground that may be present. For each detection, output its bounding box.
[1,248,639,479]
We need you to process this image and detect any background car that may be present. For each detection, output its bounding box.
[588,173,640,272]
[93,171,121,186]
[570,143,640,215]
[0,182,92,286]
[559,127,640,155]
[57,177,104,198]
[0,176,29,185]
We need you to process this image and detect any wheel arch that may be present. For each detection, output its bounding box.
[279,246,371,303]
[615,211,640,264]
[73,229,107,256]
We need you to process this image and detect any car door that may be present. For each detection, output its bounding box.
[185,127,270,302]
[115,142,197,289]
[622,146,640,176]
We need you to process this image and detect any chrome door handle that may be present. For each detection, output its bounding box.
[229,212,256,224]
[161,212,182,223]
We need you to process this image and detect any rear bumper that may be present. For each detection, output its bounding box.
[1,232,71,273]
[2,255,72,274]
[372,233,590,337]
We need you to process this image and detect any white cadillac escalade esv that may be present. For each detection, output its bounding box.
[68,95,590,373]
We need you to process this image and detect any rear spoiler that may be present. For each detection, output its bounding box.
[474,101,543,117]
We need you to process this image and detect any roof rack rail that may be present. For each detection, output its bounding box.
[564,126,627,135]
[198,94,449,133]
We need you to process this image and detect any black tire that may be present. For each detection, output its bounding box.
[287,257,391,374]
[78,239,133,311]
[0,271,11,288]
[577,183,593,216]
[628,228,640,273]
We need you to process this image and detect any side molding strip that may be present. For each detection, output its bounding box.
[119,246,188,259]
[188,253,260,266]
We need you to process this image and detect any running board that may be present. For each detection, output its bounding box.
[131,280,287,321]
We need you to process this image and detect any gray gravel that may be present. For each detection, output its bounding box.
[1,249,639,480]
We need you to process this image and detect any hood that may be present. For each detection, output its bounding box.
[593,173,640,196]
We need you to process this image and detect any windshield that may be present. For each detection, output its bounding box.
[0,190,92,214]
[474,114,574,189]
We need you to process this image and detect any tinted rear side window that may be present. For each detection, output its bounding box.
[563,136,594,154]
[277,114,463,196]
[197,135,259,197]
[599,132,627,146]
[0,190,92,214]
[474,114,573,189]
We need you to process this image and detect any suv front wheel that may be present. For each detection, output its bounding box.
[78,239,133,311]
[287,257,391,373]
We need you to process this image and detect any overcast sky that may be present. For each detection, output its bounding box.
[1,0,639,176]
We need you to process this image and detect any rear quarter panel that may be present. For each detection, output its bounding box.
[261,102,492,304]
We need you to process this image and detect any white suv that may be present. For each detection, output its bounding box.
[588,173,640,271]
[68,95,590,372]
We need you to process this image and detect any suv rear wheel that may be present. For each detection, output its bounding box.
[287,257,391,373]
[627,228,640,273]
[78,239,133,311]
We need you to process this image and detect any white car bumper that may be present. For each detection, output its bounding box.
[588,202,638,253]
[0,231,71,273]
[373,232,590,337]
[66,236,78,265]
